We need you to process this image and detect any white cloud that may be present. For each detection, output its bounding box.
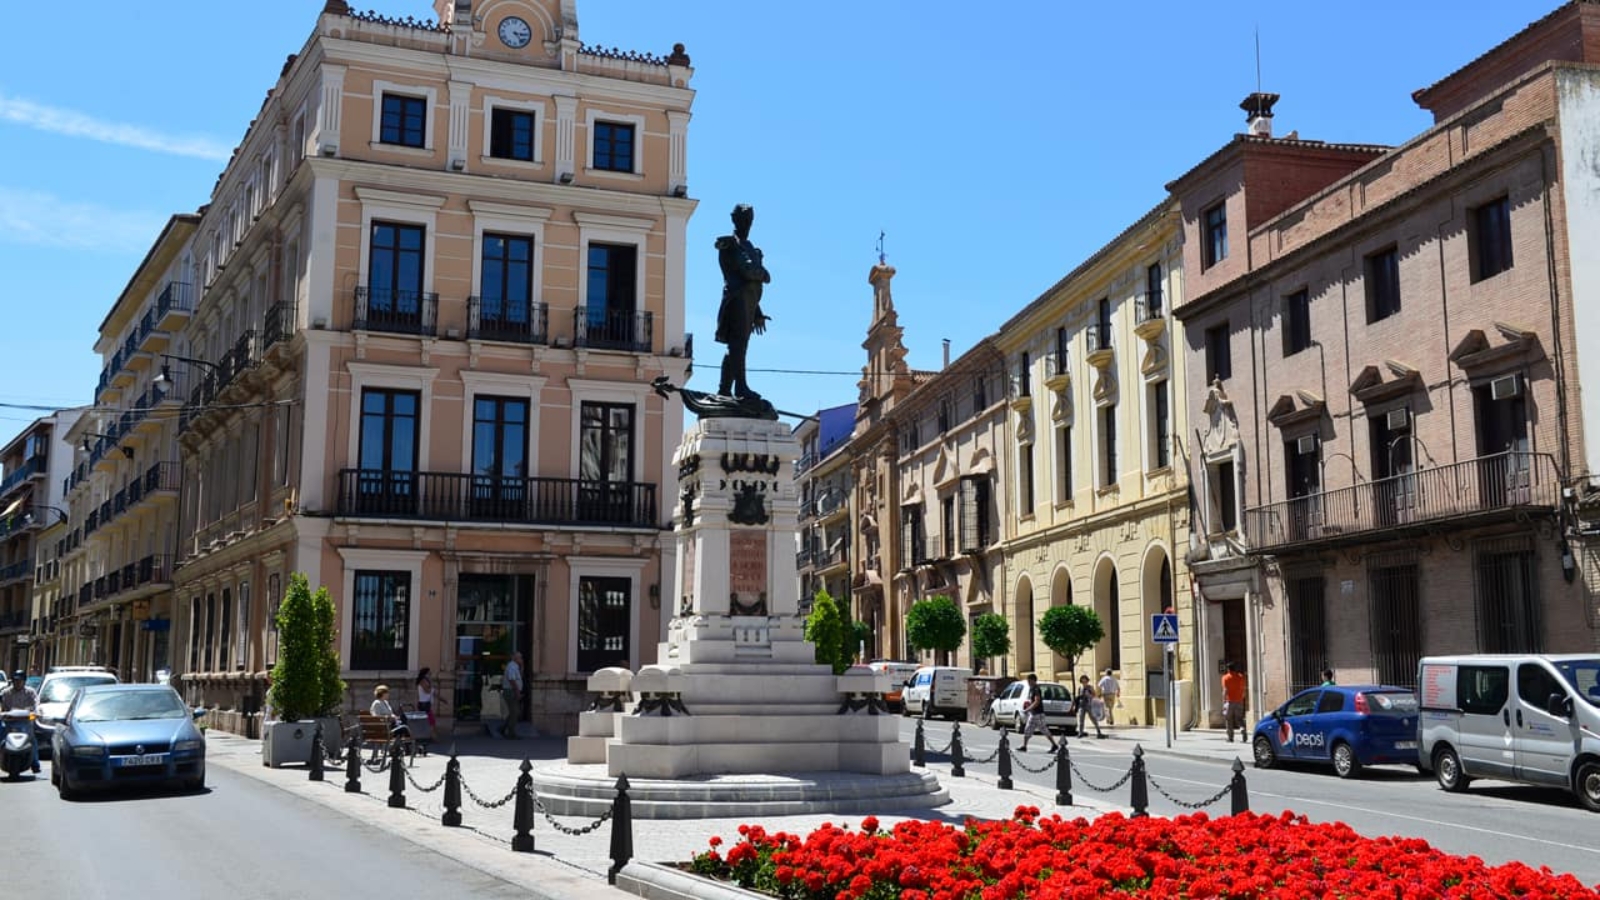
[0,92,232,162]
[0,187,166,254]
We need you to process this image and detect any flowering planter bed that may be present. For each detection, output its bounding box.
[688,807,1600,899]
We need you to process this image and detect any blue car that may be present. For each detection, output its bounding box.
[51,684,206,799]
[1251,684,1420,778]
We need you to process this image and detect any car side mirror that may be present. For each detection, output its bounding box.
[1271,709,1284,720]
[1546,693,1573,719]
[193,707,207,719]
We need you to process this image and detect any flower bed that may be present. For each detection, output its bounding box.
[689,808,1600,899]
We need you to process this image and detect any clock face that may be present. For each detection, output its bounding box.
[498,16,532,49]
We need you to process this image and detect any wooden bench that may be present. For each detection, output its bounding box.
[356,714,394,758]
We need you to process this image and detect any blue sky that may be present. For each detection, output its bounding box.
[0,0,1561,439]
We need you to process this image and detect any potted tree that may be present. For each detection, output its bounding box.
[262,573,347,767]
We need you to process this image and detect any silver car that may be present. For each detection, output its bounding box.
[35,669,119,757]
[986,680,1076,734]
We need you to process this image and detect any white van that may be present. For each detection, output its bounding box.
[1416,654,1600,811]
[902,666,971,720]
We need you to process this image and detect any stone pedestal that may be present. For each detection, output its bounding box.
[602,417,913,781]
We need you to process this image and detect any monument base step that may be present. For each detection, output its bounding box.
[531,763,947,819]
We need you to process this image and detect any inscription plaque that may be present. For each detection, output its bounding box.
[729,531,768,615]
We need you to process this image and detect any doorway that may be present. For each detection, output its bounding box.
[454,574,533,722]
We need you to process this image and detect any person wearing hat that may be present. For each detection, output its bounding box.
[1,670,40,773]
[1096,668,1121,726]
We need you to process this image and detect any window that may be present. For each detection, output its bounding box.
[236,581,250,669]
[1369,560,1421,688]
[1053,326,1069,376]
[379,93,427,148]
[1472,196,1512,282]
[203,593,216,671]
[480,233,535,334]
[973,376,988,411]
[577,576,631,671]
[351,570,410,670]
[1364,247,1401,322]
[1283,289,1311,356]
[1019,443,1035,516]
[1202,203,1228,269]
[584,243,638,347]
[265,574,281,666]
[592,121,635,172]
[1474,538,1541,653]
[1517,662,1562,708]
[472,396,530,514]
[579,400,635,523]
[1457,664,1509,715]
[356,389,420,513]
[1145,262,1163,318]
[1204,322,1231,382]
[937,399,951,435]
[189,596,203,673]
[367,222,426,328]
[1100,405,1117,487]
[489,108,536,162]
[1014,351,1031,399]
[903,419,920,453]
[1151,381,1170,470]
[1056,424,1073,502]
[941,495,956,558]
[1286,438,1320,498]
[1287,575,1327,695]
[958,476,990,552]
[1210,460,1237,532]
[1092,297,1112,351]
[900,505,926,567]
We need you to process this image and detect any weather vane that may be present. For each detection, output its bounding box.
[877,230,886,265]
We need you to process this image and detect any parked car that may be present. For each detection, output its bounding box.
[868,661,920,711]
[1416,654,1600,811]
[986,680,1076,735]
[902,666,971,720]
[1252,684,1420,778]
[34,669,120,758]
[52,684,206,799]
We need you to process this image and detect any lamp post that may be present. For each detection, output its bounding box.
[80,433,134,460]
[153,354,222,390]
[22,505,69,528]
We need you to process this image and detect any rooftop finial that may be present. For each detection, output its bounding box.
[876,229,886,265]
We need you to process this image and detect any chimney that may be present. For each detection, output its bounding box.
[1241,92,1280,138]
[942,339,951,369]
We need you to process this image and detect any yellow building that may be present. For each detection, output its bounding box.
[993,200,1197,727]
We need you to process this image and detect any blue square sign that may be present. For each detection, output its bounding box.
[1151,613,1179,643]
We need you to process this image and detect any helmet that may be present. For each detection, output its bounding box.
[9,671,23,681]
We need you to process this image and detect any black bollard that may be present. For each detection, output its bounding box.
[442,755,463,827]
[1055,741,1073,806]
[1230,757,1250,815]
[1129,744,1149,818]
[950,721,965,778]
[511,759,536,852]
[344,732,362,793]
[309,722,325,782]
[912,717,926,768]
[387,740,407,809]
[608,773,634,885]
[996,729,1013,790]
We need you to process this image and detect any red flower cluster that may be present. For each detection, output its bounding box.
[691,807,1599,899]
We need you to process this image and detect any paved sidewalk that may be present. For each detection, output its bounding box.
[1093,723,1258,766]
[206,731,1124,899]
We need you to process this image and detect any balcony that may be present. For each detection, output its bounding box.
[135,307,171,357]
[0,612,26,634]
[574,306,653,353]
[1245,451,1561,553]
[796,547,814,569]
[261,301,296,357]
[815,543,848,572]
[0,454,46,499]
[354,287,438,336]
[795,453,817,477]
[0,559,31,584]
[154,280,195,331]
[815,490,847,523]
[469,297,549,345]
[335,469,658,529]
[137,554,172,586]
[142,461,181,499]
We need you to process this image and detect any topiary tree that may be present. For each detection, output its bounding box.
[970,612,1011,675]
[1038,604,1106,677]
[269,573,346,722]
[905,595,966,667]
[804,589,852,674]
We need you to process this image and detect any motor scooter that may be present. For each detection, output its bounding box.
[1,710,37,780]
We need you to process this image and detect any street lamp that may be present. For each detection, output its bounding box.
[80,433,134,459]
[152,354,222,390]
[22,505,69,527]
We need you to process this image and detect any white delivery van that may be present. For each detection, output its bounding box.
[902,666,971,720]
[1416,654,1600,811]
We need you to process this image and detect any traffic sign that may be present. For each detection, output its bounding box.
[1151,613,1179,643]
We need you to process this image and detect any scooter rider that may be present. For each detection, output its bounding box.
[1,671,40,773]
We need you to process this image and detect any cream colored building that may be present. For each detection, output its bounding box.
[72,0,698,736]
[994,200,1195,726]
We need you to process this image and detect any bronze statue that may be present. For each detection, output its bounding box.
[714,204,770,400]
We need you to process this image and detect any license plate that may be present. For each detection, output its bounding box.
[1394,741,1417,750]
[115,754,167,767]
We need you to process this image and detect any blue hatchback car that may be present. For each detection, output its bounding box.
[51,684,206,799]
[1251,684,1420,778]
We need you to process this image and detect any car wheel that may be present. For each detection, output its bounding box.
[49,764,58,786]
[188,766,207,793]
[1332,742,1362,779]
[1013,713,1026,733]
[980,705,994,729]
[57,772,76,801]
[1575,760,1600,813]
[1252,734,1276,769]
[1434,746,1470,793]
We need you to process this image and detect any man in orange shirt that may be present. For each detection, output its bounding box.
[1221,662,1247,742]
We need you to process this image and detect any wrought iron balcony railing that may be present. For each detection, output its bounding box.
[1086,322,1114,354]
[0,454,47,497]
[261,302,296,353]
[468,297,549,344]
[335,469,658,529]
[1245,451,1560,552]
[354,287,438,336]
[574,306,652,353]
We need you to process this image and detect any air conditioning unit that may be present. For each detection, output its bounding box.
[1295,434,1319,456]
[1386,408,1409,431]
[1490,373,1522,401]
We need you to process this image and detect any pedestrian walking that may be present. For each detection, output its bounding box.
[1096,668,1121,726]
[415,667,436,729]
[1222,662,1247,742]
[1016,674,1059,752]
[1076,675,1105,739]
[1320,668,1336,686]
[500,651,524,738]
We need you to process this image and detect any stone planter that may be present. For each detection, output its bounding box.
[261,720,316,768]
[614,861,763,900]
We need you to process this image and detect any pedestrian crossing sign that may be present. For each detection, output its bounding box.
[1151,613,1179,643]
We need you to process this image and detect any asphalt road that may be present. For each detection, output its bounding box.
[4,760,531,900]
[905,720,1600,887]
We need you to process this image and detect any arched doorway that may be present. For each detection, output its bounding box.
[1141,546,1173,675]
[1014,576,1035,675]
[1049,566,1073,677]
[1093,557,1120,675]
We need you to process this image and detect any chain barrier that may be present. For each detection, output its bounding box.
[1008,749,1059,774]
[534,798,615,836]
[926,736,954,755]
[404,766,448,794]
[964,742,1001,765]
[1146,773,1234,811]
[459,772,519,810]
[363,754,392,774]
[1069,759,1135,794]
